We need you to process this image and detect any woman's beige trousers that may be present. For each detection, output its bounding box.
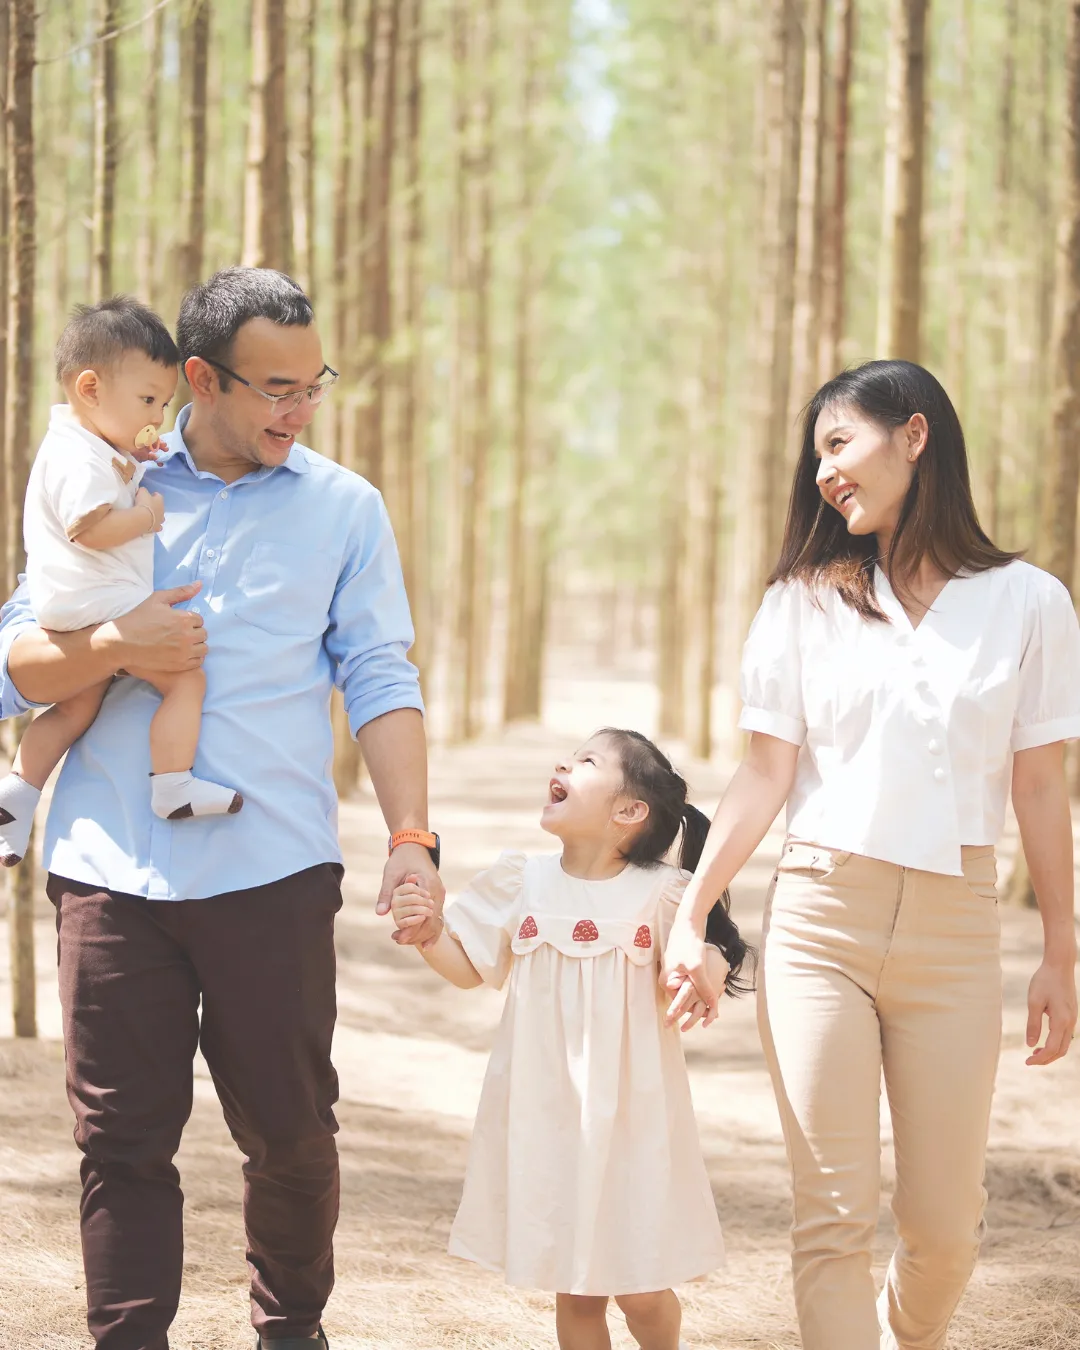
[758,842,1002,1350]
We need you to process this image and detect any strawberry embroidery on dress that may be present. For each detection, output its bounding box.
[633,925,653,949]
[517,915,538,940]
[572,919,599,943]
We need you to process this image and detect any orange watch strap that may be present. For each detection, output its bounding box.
[389,829,438,854]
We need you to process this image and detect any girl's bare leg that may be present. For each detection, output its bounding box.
[126,666,242,819]
[613,1290,682,1350]
[556,1294,612,1350]
[0,680,111,865]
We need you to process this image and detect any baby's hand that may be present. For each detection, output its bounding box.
[135,486,165,533]
[391,874,440,933]
[133,424,166,463]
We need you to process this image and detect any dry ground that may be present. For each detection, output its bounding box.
[0,669,1077,1349]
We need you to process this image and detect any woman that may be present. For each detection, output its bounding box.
[663,360,1080,1350]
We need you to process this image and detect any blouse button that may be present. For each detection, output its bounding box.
[928,739,942,754]
[933,767,946,782]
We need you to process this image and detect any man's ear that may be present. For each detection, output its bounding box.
[73,369,101,407]
[185,356,217,401]
[613,798,649,827]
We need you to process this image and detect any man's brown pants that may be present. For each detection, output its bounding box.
[47,864,344,1350]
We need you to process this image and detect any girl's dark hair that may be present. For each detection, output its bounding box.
[599,727,754,996]
[773,359,1018,620]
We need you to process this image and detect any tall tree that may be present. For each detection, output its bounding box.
[875,0,930,361]
[137,3,165,305]
[91,0,119,300]
[5,0,37,1039]
[243,0,292,272]
[1005,0,1080,910]
[943,0,970,422]
[179,0,211,292]
[818,0,854,382]
[788,0,827,428]
[292,0,318,297]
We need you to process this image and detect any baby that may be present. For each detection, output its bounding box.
[0,296,241,866]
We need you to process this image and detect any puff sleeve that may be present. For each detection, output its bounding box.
[1011,571,1080,752]
[444,850,528,990]
[737,581,807,746]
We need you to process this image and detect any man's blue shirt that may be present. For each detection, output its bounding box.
[0,405,423,900]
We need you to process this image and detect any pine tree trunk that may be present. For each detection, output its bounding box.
[399,0,427,678]
[243,0,292,272]
[788,0,826,429]
[354,0,380,480]
[137,3,165,305]
[180,0,211,292]
[875,0,929,361]
[657,453,687,740]
[292,0,318,297]
[91,0,119,300]
[5,0,36,1038]
[819,0,854,382]
[944,0,970,427]
[332,0,355,377]
[1008,0,1080,911]
[0,0,8,539]
[503,7,537,725]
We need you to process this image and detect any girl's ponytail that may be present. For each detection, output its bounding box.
[681,803,755,997]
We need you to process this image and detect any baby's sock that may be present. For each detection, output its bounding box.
[0,772,41,866]
[151,771,243,821]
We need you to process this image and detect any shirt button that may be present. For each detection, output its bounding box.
[219,490,228,500]
[933,767,946,782]
[205,548,216,559]
[928,739,942,754]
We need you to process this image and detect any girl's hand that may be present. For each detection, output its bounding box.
[1025,958,1078,1066]
[390,875,438,931]
[662,912,718,1025]
[661,972,712,1031]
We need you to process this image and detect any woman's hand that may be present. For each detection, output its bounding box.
[1025,957,1078,1066]
[662,911,718,1025]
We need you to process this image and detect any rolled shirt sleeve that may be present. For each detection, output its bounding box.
[0,579,47,719]
[324,488,425,736]
[737,581,807,746]
[1011,571,1080,752]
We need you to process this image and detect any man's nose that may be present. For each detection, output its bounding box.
[279,399,318,432]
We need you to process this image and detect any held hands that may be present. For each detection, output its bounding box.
[1025,957,1078,1067]
[134,486,166,533]
[661,911,721,1029]
[391,874,442,936]
[661,970,717,1032]
[378,842,445,949]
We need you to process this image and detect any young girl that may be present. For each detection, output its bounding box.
[391,727,750,1350]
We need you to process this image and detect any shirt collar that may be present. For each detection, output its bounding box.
[161,403,311,479]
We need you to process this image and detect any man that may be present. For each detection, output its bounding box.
[0,268,443,1350]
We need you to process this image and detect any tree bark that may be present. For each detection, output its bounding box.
[819,0,854,382]
[788,0,827,429]
[5,0,36,1038]
[180,0,211,292]
[332,0,355,376]
[292,0,318,297]
[137,2,165,305]
[1007,0,1080,911]
[875,0,930,362]
[243,0,292,272]
[91,0,119,300]
[943,0,970,427]
[0,0,8,533]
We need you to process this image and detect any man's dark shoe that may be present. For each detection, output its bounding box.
[256,1329,328,1349]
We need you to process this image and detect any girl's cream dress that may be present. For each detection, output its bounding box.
[445,851,726,1296]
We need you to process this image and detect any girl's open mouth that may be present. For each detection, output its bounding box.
[548,779,568,804]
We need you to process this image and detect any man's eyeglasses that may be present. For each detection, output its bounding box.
[205,359,339,413]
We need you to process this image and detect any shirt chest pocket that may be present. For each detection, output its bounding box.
[234,541,339,637]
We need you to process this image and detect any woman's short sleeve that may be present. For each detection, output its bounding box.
[1012,572,1080,752]
[444,851,527,990]
[737,582,807,746]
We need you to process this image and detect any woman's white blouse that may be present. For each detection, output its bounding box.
[739,560,1080,876]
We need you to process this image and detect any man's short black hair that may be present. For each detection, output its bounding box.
[176,267,314,387]
[55,296,180,383]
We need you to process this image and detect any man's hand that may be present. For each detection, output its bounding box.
[98,583,207,674]
[377,841,445,948]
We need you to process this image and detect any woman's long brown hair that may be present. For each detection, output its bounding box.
[771,359,1019,620]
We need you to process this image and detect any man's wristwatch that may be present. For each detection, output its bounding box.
[388,829,441,870]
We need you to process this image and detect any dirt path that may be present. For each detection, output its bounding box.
[0,675,1077,1349]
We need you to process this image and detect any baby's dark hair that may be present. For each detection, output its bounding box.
[55,295,180,383]
[598,727,754,996]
